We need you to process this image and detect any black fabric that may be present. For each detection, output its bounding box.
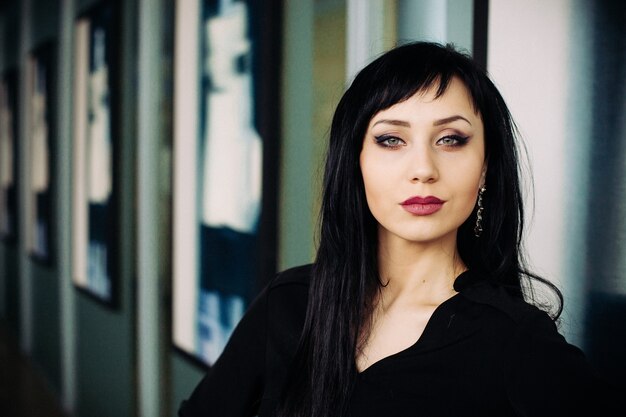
[179,264,620,417]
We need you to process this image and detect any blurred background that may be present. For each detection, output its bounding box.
[0,0,624,416]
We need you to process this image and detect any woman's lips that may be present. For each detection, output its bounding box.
[400,196,445,215]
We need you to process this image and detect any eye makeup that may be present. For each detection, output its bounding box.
[374,135,405,149]
[436,134,470,147]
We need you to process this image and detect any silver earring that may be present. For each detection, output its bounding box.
[474,186,486,237]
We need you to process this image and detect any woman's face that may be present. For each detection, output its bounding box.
[360,77,486,248]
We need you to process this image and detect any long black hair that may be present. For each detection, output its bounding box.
[276,41,563,417]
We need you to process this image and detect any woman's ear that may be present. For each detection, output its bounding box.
[479,164,487,188]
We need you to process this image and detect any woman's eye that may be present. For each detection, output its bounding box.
[375,135,405,148]
[436,134,469,147]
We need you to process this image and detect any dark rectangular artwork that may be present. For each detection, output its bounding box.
[26,43,56,264]
[72,1,118,306]
[0,69,19,243]
[172,0,281,367]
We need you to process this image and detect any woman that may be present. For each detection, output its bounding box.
[179,41,615,417]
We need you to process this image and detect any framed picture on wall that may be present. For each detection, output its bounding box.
[172,0,281,367]
[71,1,118,306]
[0,69,19,243]
[26,43,56,264]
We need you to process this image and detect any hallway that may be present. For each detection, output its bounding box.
[0,320,68,417]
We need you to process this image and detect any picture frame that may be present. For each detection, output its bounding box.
[0,69,19,243]
[25,42,56,264]
[172,0,281,367]
[71,1,119,306]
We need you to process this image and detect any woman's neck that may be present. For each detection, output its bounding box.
[376,231,466,309]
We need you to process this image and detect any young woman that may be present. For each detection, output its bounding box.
[179,41,616,417]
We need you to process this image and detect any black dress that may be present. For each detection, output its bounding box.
[179,264,619,416]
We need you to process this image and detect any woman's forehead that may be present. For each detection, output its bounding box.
[369,77,481,124]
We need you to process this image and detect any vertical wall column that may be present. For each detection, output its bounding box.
[345,0,386,82]
[396,0,474,53]
[278,0,315,269]
[57,0,76,412]
[581,0,626,386]
[0,11,5,318]
[18,0,33,354]
[137,0,167,415]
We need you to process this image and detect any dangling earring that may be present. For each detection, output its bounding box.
[474,186,486,237]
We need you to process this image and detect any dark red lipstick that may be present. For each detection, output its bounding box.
[402,196,444,205]
[400,196,445,215]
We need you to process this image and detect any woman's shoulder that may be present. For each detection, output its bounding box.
[456,270,555,328]
[268,263,313,290]
[260,264,312,401]
[264,264,311,324]
[456,272,598,381]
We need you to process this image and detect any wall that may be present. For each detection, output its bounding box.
[488,0,626,386]
[580,0,626,385]
[73,0,138,415]
[1,0,140,415]
[2,0,315,415]
[29,0,62,395]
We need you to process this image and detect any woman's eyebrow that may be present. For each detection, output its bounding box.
[372,119,411,127]
[433,115,472,126]
[372,115,472,128]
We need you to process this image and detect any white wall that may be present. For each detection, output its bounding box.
[488,0,592,346]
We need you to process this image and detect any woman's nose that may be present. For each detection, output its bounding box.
[408,148,439,183]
